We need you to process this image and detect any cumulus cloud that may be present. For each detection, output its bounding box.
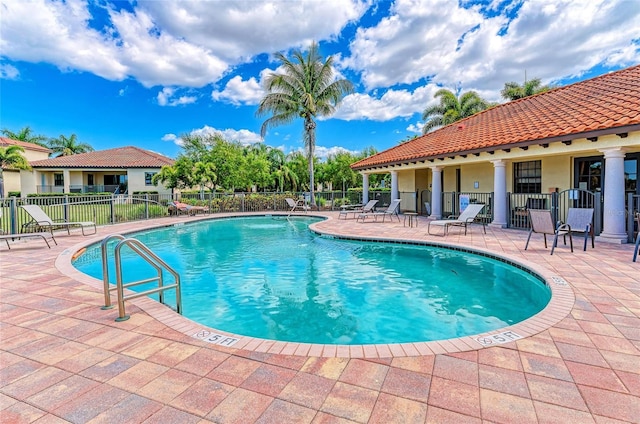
[162,125,263,147]
[333,85,437,121]
[0,0,369,88]
[211,74,266,106]
[342,0,640,96]
[290,145,360,161]
[0,63,20,80]
[157,87,198,106]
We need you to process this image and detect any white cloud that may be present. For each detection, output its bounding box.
[334,85,437,121]
[290,145,359,161]
[163,125,263,147]
[211,74,266,106]
[0,0,369,88]
[342,0,640,96]
[157,87,197,107]
[406,122,423,134]
[0,63,20,80]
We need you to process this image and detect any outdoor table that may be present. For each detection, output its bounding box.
[404,212,418,227]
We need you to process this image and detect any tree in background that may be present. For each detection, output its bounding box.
[422,88,489,134]
[48,133,94,157]
[0,145,31,197]
[501,77,551,101]
[1,126,48,148]
[257,42,354,208]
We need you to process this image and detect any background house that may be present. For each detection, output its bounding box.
[22,146,175,196]
[0,137,51,196]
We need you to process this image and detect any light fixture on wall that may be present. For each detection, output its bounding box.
[474,181,479,189]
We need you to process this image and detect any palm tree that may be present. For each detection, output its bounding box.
[422,89,489,134]
[501,77,551,101]
[1,126,48,148]
[0,145,31,197]
[257,42,354,207]
[48,133,94,157]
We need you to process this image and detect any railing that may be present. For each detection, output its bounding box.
[100,234,181,322]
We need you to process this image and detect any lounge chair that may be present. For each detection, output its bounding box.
[338,199,378,219]
[20,204,96,236]
[559,208,595,251]
[0,232,57,249]
[285,197,310,215]
[357,199,401,223]
[168,201,189,216]
[427,203,486,236]
[524,209,572,255]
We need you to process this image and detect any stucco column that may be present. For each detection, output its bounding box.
[597,148,628,243]
[490,159,507,227]
[390,170,399,202]
[63,169,71,193]
[430,166,442,219]
[361,173,369,204]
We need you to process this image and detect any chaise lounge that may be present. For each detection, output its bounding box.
[427,203,486,236]
[357,199,401,223]
[339,199,378,219]
[21,204,96,236]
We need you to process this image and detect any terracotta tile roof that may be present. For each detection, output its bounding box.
[0,137,52,153]
[30,146,174,168]
[352,64,640,170]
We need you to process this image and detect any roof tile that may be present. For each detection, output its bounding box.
[352,64,640,169]
[30,146,174,168]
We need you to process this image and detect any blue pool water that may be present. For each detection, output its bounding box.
[73,216,551,345]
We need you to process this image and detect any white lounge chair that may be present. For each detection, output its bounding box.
[427,203,486,236]
[21,204,97,236]
[0,232,57,249]
[524,209,572,255]
[339,199,378,219]
[357,199,401,223]
[285,197,310,215]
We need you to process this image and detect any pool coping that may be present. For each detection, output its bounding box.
[55,213,575,358]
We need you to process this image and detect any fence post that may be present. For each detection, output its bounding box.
[10,196,18,234]
[594,191,602,236]
[241,194,245,212]
[145,194,149,219]
[64,195,70,222]
[551,192,559,225]
[627,192,634,242]
[110,194,116,224]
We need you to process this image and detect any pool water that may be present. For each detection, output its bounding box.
[73,216,551,345]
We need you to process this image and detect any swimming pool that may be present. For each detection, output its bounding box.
[73,216,551,345]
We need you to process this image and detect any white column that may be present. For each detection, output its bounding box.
[430,166,442,219]
[63,169,71,193]
[491,159,507,227]
[390,171,399,201]
[361,173,369,204]
[597,148,628,243]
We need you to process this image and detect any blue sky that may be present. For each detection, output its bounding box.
[1,0,639,160]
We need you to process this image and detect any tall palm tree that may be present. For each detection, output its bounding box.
[0,145,31,197]
[257,42,354,207]
[501,77,551,101]
[1,126,48,148]
[48,133,94,157]
[422,89,489,134]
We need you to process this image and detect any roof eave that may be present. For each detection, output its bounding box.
[351,123,640,171]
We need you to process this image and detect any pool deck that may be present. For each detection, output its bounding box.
[1,212,639,423]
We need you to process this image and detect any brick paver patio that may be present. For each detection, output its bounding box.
[1,212,639,423]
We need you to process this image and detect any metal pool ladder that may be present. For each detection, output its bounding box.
[100,234,182,322]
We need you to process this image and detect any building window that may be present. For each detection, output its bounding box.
[513,160,541,193]
[575,157,602,192]
[54,173,64,186]
[145,172,156,186]
[87,174,94,186]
